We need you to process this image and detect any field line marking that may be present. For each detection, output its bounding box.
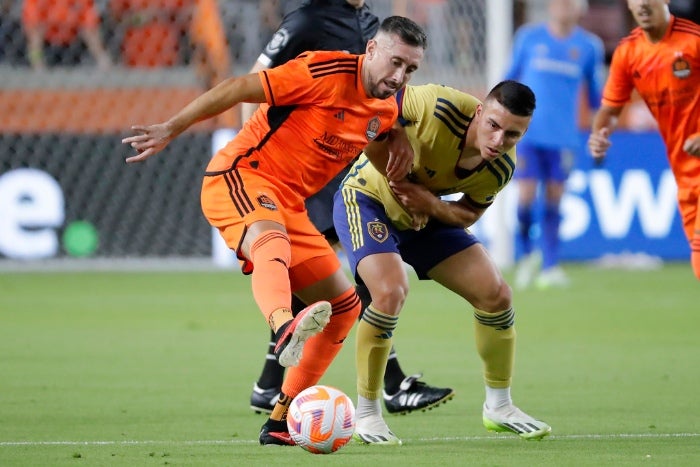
[1,432,699,447]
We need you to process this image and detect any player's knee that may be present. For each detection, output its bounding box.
[367,281,407,315]
[472,279,512,312]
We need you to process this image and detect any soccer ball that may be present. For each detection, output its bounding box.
[287,385,356,454]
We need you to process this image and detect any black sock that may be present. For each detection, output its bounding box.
[256,329,285,389]
[383,347,406,394]
[257,294,308,389]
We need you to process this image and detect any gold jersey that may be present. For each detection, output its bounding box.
[342,83,517,230]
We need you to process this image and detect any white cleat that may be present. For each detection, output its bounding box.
[515,251,542,290]
[535,266,570,289]
[274,301,331,368]
[482,403,552,440]
[353,414,402,445]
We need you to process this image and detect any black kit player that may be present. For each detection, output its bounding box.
[241,0,454,416]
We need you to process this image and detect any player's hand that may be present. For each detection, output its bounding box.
[587,127,611,164]
[386,126,414,181]
[409,212,429,231]
[122,123,174,163]
[389,179,433,230]
[683,133,700,157]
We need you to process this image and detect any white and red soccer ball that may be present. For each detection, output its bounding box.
[287,385,356,454]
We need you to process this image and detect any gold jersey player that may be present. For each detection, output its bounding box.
[333,82,552,443]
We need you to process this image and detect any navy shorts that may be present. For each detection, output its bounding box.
[333,189,479,280]
[514,141,573,183]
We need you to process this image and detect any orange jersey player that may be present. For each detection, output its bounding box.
[588,0,700,279]
[207,53,396,217]
[122,16,426,446]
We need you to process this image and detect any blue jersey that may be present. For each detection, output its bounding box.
[504,23,604,150]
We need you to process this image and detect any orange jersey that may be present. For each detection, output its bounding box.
[603,16,700,187]
[206,50,397,209]
[22,0,101,46]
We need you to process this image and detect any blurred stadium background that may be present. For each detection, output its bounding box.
[0,0,697,268]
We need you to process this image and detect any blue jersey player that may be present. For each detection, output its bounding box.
[504,0,604,289]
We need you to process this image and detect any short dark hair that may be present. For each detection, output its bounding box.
[486,80,536,117]
[378,16,428,50]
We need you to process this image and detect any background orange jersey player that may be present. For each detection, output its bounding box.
[588,0,700,280]
[122,16,426,446]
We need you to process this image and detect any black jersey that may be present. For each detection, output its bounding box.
[257,0,379,68]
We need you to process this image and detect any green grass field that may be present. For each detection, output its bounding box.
[1,263,699,466]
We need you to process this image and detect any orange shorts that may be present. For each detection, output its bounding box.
[677,184,700,242]
[200,167,341,291]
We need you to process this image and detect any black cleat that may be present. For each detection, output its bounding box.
[250,383,281,414]
[259,419,295,446]
[383,373,455,415]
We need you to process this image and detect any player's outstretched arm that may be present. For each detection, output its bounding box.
[588,104,622,163]
[122,73,266,163]
[240,60,269,123]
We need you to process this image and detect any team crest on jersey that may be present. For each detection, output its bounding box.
[257,194,277,211]
[366,117,381,141]
[568,46,580,61]
[672,56,691,79]
[367,221,388,243]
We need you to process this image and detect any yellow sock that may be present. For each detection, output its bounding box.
[356,305,397,400]
[473,308,516,388]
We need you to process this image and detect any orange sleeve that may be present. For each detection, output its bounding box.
[602,41,634,108]
[259,53,335,108]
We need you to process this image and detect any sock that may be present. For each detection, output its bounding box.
[356,394,382,419]
[281,288,361,397]
[256,330,285,389]
[269,392,293,423]
[485,386,512,410]
[355,284,407,394]
[542,202,561,270]
[356,305,398,400]
[249,230,292,331]
[517,203,534,256]
[473,308,516,388]
[382,347,406,394]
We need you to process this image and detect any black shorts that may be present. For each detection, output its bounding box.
[305,167,350,243]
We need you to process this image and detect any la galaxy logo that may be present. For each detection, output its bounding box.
[366,117,380,141]
[257,194,277,211]
[367,221,388,243]
[672,52,690,79]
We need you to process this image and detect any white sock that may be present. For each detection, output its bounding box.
[485,386,511,410]
[356,395,382,419]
